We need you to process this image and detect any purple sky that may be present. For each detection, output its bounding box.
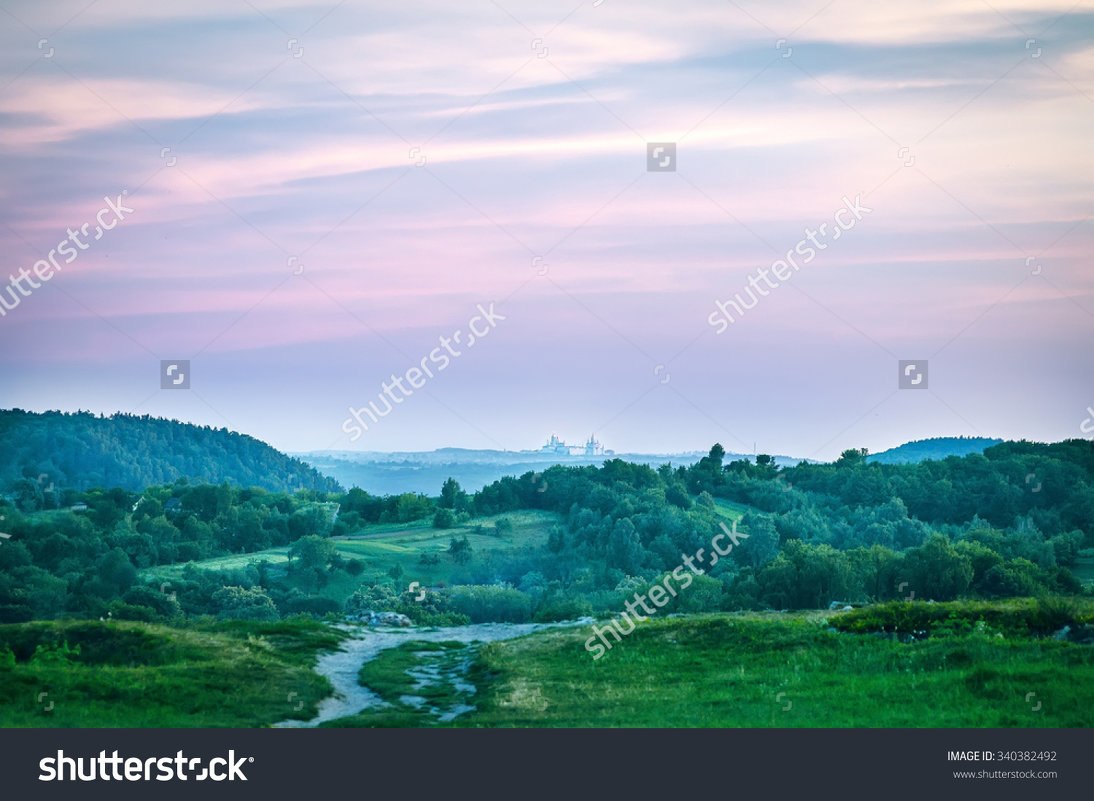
[1,0,1092,461]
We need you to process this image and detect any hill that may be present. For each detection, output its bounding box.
[866,436,1003,465]
[0,409,341,493]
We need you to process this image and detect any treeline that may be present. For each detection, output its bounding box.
[445,441,1091,612]
[1,440,1091,626]
[0,409,341,493]
[0,480,440,622]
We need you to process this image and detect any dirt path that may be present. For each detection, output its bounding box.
[274,621,582,728]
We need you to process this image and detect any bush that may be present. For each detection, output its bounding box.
[344,559,366,576]
[533,593,592,622]
[829,599,1091,638]
[1028,596,1081,634]
[444,585,532,623]
[433,509,456,529]
[281,596,342,617]
[29,640,81,666]
[211,586,279,622]
[344,584,469,626]
[107,602,160,622]
[634,573,724,615]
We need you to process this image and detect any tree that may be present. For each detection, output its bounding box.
[448,535,472,565]
[547,526,566,553]
[433,508,456,529]
[439,478,466,510]
[740,514,779,570]
[289,535,336,571]
[211,586,279,621]
[96,548,137,597]
[847,545,903,601]
[13,477,44,512]
[288,535,336,590]
[394,493,434,523]
[756,541,851,608]
[388,564,404,586]
[902,534,973,601]
[671,574,724,613]
[288,503,334,539]
[608,518,644,574]
[836,448,868,467]
[665,482,692,510]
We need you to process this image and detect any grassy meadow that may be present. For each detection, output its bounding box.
[0,618,344,727]
[141,510,561,609]
[325,600,1094,728]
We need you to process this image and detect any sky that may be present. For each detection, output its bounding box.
[0,0,1092,461]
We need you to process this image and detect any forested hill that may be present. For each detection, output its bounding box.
[867,436,1003,464]
[0,410,342,493]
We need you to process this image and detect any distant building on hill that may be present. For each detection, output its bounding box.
[535,433,611,457]
[583,434,605,456]
[540,433,569,455]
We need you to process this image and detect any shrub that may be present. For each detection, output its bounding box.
[344,559,366,576]
[211,586,279,622]
[533,593,592,622]
[444,585,532,623]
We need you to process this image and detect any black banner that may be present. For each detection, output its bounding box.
[0,728,1087,799]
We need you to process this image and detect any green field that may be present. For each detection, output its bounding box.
[0,619,344,727]
[327,602,1094,728]
[141,510,562,607]
[4,601,1092,728]
[711,498,752,523]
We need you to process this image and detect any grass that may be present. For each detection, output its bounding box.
[3,601,1091,728]
[0,618,346,727]
[448,608,1094,727]
[141,510,561,612]
[711,498,753,523]
[142,510,558,592]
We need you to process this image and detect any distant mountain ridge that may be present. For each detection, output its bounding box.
[0,409,342,493]
[867,436,1004,465]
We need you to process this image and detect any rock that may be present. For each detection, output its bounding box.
[1052,625,1071,640]
[375,611,412,627]
[344,609,412,627]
